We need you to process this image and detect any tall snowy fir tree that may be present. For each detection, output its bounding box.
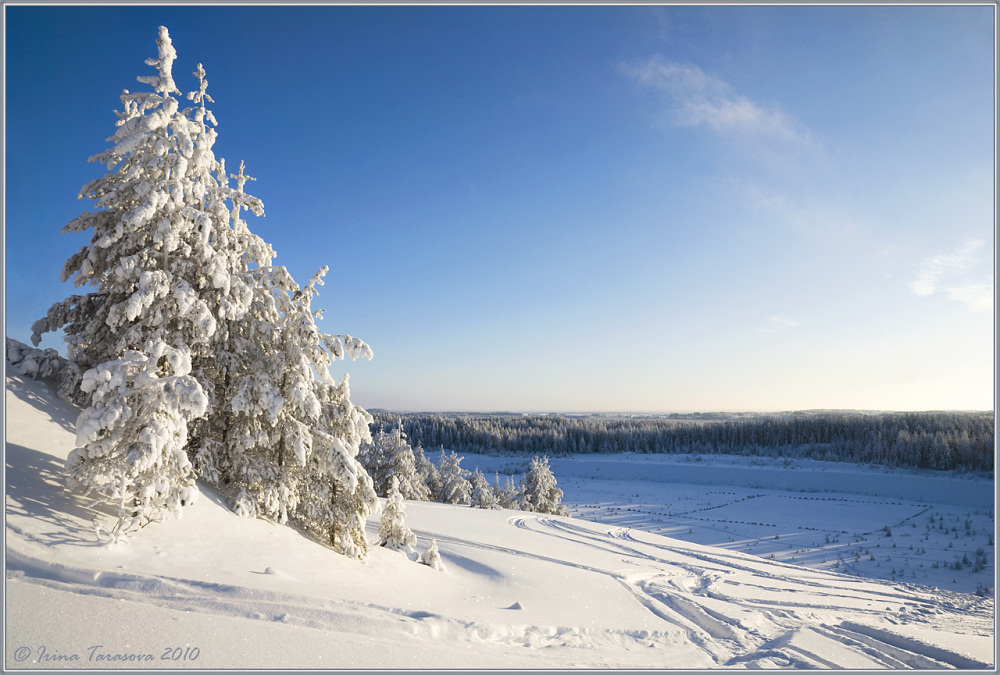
[520,455,568,516]
[32,27,377,555]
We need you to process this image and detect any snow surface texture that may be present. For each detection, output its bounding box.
[5,374,995,669]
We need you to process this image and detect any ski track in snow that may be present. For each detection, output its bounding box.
[500,514,994,668]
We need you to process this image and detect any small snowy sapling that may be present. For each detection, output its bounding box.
[377,476,417,553]
[418,538,447,572]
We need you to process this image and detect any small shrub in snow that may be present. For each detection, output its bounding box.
[413,443,442,500]
[418,538,446,572]
[494,473,521,510]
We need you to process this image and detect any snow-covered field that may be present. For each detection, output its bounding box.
[466,453,996,596]
[5,374,995,669]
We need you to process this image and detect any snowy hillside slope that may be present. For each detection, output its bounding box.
[4,374,995,669]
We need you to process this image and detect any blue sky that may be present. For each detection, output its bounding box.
[4,5,995,412]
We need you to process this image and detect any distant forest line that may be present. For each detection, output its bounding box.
[370,411,995,472]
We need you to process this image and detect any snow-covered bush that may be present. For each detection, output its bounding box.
[377,476,417,553]
[520,455,567,516]
[5,337,82,401]
[418,538,446,572]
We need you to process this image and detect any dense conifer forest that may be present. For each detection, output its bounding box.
[372,410,995,472]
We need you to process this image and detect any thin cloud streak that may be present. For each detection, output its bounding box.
[768,316,801,327]
[623,56,813,148]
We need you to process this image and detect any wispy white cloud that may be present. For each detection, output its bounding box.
[623,56,813,149]
[756,316,801,333]
[767,316,801,327]
[911,239,992,311]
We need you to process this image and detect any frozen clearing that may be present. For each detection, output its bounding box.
[5,374,995,669]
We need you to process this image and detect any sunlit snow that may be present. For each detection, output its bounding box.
[5,374,994,669]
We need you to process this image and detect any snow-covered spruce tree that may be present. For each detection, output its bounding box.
[519,455,568,516]
[30,27,257,532]
[469,468,498,509]
[377,476,417,553]
[31,27,377,552]
[436,449,471,505]
[212,264,376,546]
[360,425,431,500]
[494,473,521,510]
[413,443,442,498]
[269,268,378,559]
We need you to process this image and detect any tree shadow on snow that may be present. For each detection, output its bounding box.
[6,375,79,434]
[5,442,117,548]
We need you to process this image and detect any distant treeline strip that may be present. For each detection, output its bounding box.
[370,411,995,472]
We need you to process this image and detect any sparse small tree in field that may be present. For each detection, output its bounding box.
[413,443,441,498]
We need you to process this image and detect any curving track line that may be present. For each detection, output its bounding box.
[498,514,993,669]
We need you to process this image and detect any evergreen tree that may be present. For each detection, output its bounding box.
[360,425,430,500]
[377,476,417,553]
[494,472,521,510]
[469,468,498,509]
[413,443,441,498]
[436,449,471,505]
[31,27,377,552]
[520,455,567,515]
[32,27,248,532]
